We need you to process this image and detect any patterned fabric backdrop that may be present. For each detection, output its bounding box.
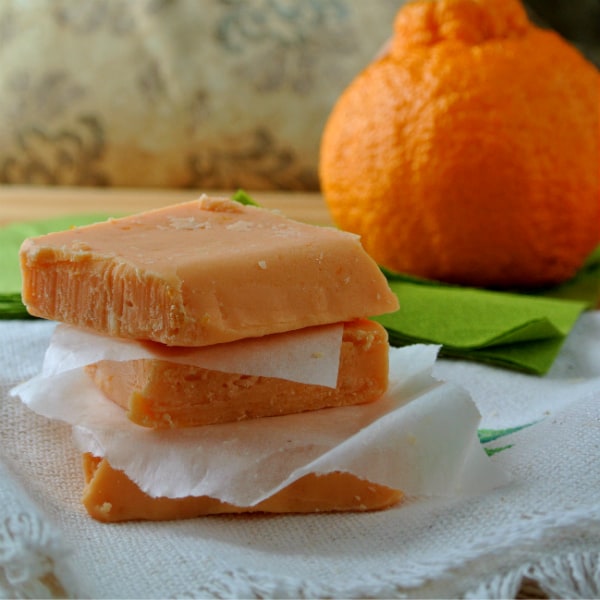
[0,0,597,191]
[0,0,402,190]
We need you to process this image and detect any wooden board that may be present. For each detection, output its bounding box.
[0,186,333,226]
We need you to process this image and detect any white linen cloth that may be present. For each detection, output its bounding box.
[1,312,599,599]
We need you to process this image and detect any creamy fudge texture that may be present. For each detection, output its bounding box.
[20,196,399,346]
[82,453,403,522]
[85,319,389,428]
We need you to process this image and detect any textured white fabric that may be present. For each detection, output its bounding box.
[1,312,599,599]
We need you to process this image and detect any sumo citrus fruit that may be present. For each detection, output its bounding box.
[319,0,599,288]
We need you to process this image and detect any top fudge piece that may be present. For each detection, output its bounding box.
[20,196,399,346]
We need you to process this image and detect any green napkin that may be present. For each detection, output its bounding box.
[2,207,598,375]
[534,245,600,306]
[0,214,112,319]
[375,247,600,375]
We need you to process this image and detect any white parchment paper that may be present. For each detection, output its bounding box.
[11,329,510,507]
[41,322,344,387]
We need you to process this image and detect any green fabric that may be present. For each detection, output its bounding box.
[231,189,260,207]
[534,245,600,306]
[0,214,113,319]
[1,209,598,376]
[375,247,600,375]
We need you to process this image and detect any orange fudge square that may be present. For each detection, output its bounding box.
[82,453,403,522]
[20,196,399,347]
[85,319,389,428]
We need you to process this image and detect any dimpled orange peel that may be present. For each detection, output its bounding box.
[319,0,600,288]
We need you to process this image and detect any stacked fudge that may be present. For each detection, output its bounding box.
[19,196,401,521]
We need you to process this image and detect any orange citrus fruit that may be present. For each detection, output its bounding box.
[319,0,600,288]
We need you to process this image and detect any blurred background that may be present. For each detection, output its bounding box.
[0,0,597,192]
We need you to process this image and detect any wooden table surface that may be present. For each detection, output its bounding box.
[0,185,333,226]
